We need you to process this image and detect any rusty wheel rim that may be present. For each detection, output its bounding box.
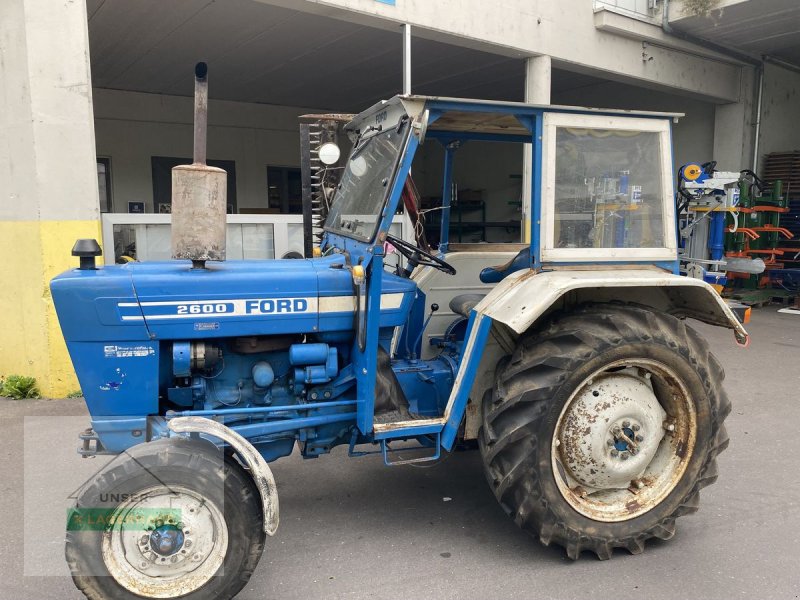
[101,485,228,597]
[551,359,697,522]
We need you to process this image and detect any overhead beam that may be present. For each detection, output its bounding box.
[253,0,746,103]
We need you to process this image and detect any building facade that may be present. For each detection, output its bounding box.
[2,0,799,395]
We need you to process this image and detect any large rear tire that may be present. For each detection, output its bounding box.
[479,304,730,559]
[66,437,265,599]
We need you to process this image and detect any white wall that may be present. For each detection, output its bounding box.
[758,63,800,169]
[93,88,327,213]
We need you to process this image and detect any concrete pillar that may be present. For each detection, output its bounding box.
[522,55,551,243]
[713,65,756,172]
[0,0,100,396]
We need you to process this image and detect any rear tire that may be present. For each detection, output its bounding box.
[66,437,265,599]
[479,304,730,559]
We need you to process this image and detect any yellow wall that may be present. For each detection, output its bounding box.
[0,219,102,397]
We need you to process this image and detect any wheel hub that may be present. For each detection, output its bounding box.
[557,371,666,490]
[149,524,185,557]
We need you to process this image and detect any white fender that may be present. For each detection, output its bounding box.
[473,268,748,345]
[457,268,749,440]
[168,416,279,536]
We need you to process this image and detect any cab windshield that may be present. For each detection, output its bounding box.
[324,124,408,242]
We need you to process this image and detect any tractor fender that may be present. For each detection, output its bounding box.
[451,268,748,443]
[473,268,748,344]
[167,416,279,536]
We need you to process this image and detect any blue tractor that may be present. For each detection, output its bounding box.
[52,87,748,599]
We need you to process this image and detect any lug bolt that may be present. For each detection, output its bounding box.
[610,449,619,457]
[606,439,614,447]
[664,422,676,432]
[141,562,149,569]
[612,425,622,435]
[140,535,149,545]
[632,424,640,432]
[629,447,638,455]
[621,452,629,460]
[632,479,645,489]
[554,439,561,447]
[622,420,631,428]
[635,434,644,442]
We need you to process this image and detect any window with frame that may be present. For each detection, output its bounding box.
[267,166,302,214]
[553,128,665,250]
[97,157,112,213]
[541,113,675,262]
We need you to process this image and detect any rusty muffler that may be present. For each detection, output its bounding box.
[171,62,227,268]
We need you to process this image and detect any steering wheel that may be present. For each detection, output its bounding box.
[385,233,456,276]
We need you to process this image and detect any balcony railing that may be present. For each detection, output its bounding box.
[594,0,659,21]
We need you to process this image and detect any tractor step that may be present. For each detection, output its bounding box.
[347,430,442,465]
[380,434,441,466]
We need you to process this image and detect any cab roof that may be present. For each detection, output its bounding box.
[347,95,683,138]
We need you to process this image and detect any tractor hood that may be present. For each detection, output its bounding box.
[51,254,415,342]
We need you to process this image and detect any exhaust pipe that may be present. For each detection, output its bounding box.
[171,62,227,269]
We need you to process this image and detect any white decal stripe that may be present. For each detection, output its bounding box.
[118,293,407,321]
[318,293,405,312]
[125,298,318,308]
[379,293,405,310]
[319,296,356,313]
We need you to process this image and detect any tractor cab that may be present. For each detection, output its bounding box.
[313,96,744,449]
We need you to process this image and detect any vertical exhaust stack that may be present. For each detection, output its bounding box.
[171,62,227,269]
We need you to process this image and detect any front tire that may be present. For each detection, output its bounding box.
[479,304,730,559]
[66,437,265,599]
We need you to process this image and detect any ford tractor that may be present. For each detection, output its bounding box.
[52,71,748,599]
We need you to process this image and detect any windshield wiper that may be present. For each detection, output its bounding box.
[351,125,383,158]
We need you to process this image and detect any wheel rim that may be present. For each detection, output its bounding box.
[101,485,228,598]
[551,359,697,522]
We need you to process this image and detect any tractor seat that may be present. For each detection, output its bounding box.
[479,246,532,284]
[449,294,486,318]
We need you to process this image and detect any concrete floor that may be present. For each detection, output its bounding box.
[2,307,800,599]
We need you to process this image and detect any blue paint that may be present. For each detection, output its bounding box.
[441,313,493,450]
[289,343,330,365]
[709,211,726,261]
[439,143,456,253]
[531,114,544,269]
[427,130,531,144]
[172,341,191,377]
[51,94,683,469]
[252,361,275,388]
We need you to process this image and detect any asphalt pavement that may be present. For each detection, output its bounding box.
[2,306,799,599]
